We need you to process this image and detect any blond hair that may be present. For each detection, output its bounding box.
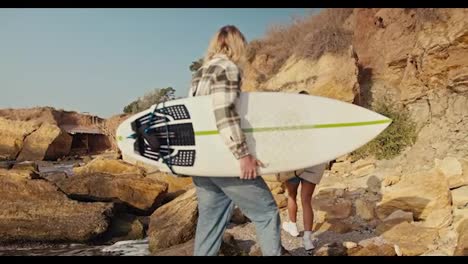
[204,25,247,66]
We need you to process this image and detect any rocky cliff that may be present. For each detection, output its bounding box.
[0,107,119,161]
[240,8,468,256]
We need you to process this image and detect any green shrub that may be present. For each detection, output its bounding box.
[246,8,354,82]
[351,100,417,160]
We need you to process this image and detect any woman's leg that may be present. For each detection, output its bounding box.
[285,179,300,223]
[281,178,300,237]
[300,180,318,250]
[300,181,316,231]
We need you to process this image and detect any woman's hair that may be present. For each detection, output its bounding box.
[299,90,309,95]
[204,25,247,66]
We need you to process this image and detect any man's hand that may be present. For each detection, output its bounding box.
[239,155,264,180]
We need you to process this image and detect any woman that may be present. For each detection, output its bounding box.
[188,25,282,256]
[281,90,327,251]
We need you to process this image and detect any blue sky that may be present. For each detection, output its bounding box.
[0,8,320,118]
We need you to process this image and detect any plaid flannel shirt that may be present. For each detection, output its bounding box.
[188,54,250,159]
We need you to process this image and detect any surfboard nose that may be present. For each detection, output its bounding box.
[371,111,392,129]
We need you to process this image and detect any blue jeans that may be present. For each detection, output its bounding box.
[192,176,282,256]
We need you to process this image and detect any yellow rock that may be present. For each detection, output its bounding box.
[378,222,439,256]
[355,199,375,221]
[376,169,451,221]
[0,117,39,160]
[73,158,145,176]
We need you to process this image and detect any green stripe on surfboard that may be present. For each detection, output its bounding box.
[194,119,391,136]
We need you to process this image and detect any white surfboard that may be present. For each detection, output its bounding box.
[116,92,391,177]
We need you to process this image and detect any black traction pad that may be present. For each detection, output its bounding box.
[130,104,196,167]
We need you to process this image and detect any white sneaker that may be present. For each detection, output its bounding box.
[282,221,299,237]
[303,235,318,251]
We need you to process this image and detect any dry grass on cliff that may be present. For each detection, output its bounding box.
[294,8,354,60]
[247,8,354,81]
[406,8,442,23]
[352,100,417,160]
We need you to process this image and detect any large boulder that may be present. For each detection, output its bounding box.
[376,169,451,223]
[73,158,146,176]
[0,168,113,242]
[17,123,72,162]
[121,152,162,174]
[44,130,74,160]
[51,172,168,212]
[0,117,39,160]
[146,172,193,203]
[377,221,439,256]
[148,188,198,253]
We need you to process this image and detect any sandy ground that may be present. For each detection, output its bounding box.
[226,207,376,256]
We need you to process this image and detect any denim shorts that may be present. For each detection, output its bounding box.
[287,176,312,185]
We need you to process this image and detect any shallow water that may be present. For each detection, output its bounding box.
[0,239,151,256]
[1,161,152,256]
[0,243,115,256]
[101,238,151,256]
[38,161,76,176]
